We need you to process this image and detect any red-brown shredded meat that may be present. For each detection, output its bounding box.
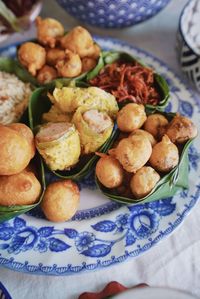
[89,61,160,105]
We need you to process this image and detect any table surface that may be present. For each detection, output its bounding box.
[1,0,200,298]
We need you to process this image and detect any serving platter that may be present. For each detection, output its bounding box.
[0,37,200,276]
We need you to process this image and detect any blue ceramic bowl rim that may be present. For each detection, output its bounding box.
[179,0,200,58]
[0,282,12,299]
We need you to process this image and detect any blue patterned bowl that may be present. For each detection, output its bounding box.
[55,0,171,28]
[177,0,200,91]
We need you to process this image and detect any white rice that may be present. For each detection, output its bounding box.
[0,71,32,124]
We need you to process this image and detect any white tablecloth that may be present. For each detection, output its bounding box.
[1,0,200,298]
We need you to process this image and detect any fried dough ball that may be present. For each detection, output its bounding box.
[149,135,179,172]
[129,129,156,147]
[41,180,80,222]
[36,17,64,48]
[96,154,124,188]
[60,26,95,58]
[117,103,147,132]
[0,169,41,206]
[89,43,101,59]
[46,48,66,66]
[56,50,82,78]
[130,166,160,199]
[144,114,169,139]
[18,42,46,76]
[166,114,198,143]
[81,57,97,73]
[0,125,33,175]
[37,65,58,84]
[113,135,152,173]
[7,123,35,158]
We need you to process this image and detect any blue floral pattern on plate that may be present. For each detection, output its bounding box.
[0,37,200,276]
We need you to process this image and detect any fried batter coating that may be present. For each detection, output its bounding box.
[46,48,66,66]
[36,17,64,48]
[7,123,35,158]
[42,105,72,123]
[81,57,97,73]
[60,26,95,58]
[117,103,147,132]
[0,125,34,175]
[96,154,124,188]
[56,50,82,78]
[0,169,41,206]
[144,113,169,139]
[18,42,46,76]
[37,65,58,84]
[114,135,152,173]
[130,166,160,199]
[89,43,101,59]
[149,135,179,172]
[166,114,198,143]
[41,180,80,222]
[129,129,156,147]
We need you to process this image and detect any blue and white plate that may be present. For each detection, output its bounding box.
[0,37,200,276]
[0,282,12,299]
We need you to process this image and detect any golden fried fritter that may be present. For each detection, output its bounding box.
[18,42,46,76]
[0,125,34,175]
[117,103,147,133]
[149,135,179,172]
[96,154,124,188]
[37,65,58,84]
[114,134,152,173]
[0,169,41,206]
[56,50,82,78]
[81,57,97,73]
[60,26,95,58]
[129,129,156,147]
[7,123,35,158]
[130,166,160,199]
[46,48,66,66]
[166,114,198,143]
[36,17,64,48]
[144,113,169,139]
[41,180,80,222]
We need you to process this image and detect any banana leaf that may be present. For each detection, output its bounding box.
[95,110,194,205]
[29,85,119,181]
[0,156,46,223]
[0,57,38,86]
[86,50,170,112]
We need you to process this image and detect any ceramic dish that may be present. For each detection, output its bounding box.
[0,37,199,276]
[0,282,12,299]
[56,0,171,28]
[114,287,198,299]
[178,0,200,90]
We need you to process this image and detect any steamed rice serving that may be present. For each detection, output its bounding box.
[0,71,32,124]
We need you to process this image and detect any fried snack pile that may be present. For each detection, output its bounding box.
[35,86,118,171]
[17,18,101,83]
[0,123,41,206]
[95,103,198,199]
